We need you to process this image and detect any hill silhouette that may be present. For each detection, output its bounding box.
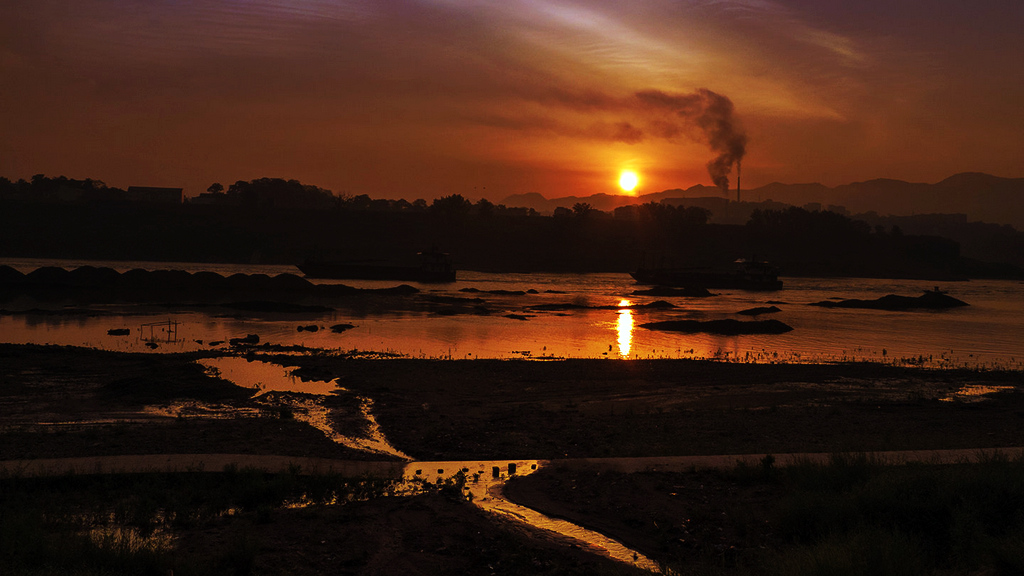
[500,173,1024,228]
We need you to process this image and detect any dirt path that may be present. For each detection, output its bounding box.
[5,447,1023,478]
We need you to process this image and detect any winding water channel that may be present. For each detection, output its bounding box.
[403,459,661,572]
[197,356,660,571]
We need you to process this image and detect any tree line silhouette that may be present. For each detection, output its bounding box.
[2,175,1020,279]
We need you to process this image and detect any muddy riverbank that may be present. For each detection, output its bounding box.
[4,344,1024,461]
[279,354,1024,460]
[3,343,1024,574]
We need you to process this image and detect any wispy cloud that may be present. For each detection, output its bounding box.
[1,0,1019,196]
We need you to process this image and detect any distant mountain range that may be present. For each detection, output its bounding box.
[500,173,1024,229]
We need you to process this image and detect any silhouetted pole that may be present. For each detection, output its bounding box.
[736,161,742,203]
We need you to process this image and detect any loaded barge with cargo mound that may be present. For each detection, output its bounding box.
[631,258,783,291]
[297,250,456,283]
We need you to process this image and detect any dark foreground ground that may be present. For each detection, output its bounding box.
[2,343,1024,574]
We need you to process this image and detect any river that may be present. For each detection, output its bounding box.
[1,257,1022,369]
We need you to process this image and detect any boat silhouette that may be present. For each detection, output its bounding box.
[297,249,456,283]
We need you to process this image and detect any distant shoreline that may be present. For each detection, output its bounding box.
[4,193,1023,280]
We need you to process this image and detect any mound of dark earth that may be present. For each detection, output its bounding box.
[639,318,793,335]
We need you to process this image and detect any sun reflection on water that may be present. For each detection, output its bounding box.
[617,300,633,358]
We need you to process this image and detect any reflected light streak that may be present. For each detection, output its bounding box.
[401,460,661,571]
[198,357,340,396]
[940,384,1015,403]
[617,300,633,357]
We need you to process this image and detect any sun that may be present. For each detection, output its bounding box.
[618,170,639,193]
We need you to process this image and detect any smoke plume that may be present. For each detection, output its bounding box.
[636,88,747,192]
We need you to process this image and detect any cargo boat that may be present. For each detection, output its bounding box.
[631,259,783,291]
[297,250,456,283]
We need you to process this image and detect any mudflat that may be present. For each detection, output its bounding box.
[3,343,1023,574]
[3,343,1024,460]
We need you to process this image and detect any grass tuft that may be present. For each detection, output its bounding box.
[0,470,401,575]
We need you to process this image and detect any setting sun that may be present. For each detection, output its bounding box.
[618,170,639,193]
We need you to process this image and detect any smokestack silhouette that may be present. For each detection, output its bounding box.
[636,88,747,192]
[736,160,741,202]
[699,90,746,193]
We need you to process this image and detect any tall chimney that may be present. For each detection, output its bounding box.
[736,160,742,203]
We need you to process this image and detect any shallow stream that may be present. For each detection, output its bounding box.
[200,357,660,571]
[404,460,661,572]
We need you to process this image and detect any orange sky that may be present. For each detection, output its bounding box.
[1,0,1021,201]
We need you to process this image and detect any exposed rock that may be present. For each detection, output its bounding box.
[737,306,782,316]
[636,300,675,309]
[369,284,419,295]
[527,302,590,311]
[427,295,486,304]
[229,333,260,346]
[640,318,794,335]
[459,287,527,296]
[810,291,968,311]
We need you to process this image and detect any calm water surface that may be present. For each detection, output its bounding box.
[2,258,1022,368]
